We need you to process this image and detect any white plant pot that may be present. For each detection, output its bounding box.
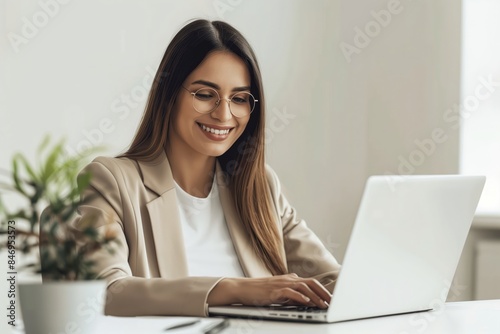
[19,280,106,334]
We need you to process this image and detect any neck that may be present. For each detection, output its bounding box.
[165,141,216,198]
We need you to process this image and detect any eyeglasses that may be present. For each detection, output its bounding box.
[182,86,258,118]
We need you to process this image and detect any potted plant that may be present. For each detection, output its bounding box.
[0,136,118,334]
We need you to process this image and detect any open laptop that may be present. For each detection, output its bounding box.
[209,175,486,323]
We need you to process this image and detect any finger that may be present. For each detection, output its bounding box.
[285,275,332,303]
[293,282,328,309]
[302,279,332,304]
[277,288,313,305]
[283,299,317,308]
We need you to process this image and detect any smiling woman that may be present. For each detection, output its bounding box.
[69,19,341,317]
[168,52,252,163]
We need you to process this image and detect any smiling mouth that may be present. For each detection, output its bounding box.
[197,123,234,135]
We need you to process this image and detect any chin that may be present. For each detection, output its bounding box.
[205,147,232,157]
[194,142,232,157]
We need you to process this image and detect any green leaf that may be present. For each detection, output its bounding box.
[77,172,92,193]
[15,153,39,184]
[7,209,29,221]
[1,135,117,280]
[12,157,27,196]
[38,134,52,155]
[41,139,65,184]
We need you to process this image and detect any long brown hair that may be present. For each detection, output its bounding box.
[121,19,287,275]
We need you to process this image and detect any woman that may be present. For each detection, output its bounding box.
[76,19,341,317]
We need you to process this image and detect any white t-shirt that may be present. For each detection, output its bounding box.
[174,175,245,277]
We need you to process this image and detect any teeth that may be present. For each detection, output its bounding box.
[201,124,230,135]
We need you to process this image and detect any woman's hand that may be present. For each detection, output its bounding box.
[207,273,331,309]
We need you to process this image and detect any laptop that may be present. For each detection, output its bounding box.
[209,175,486,323]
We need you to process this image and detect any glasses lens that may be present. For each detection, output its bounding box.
[193,88,219,114]
[229,92,256,117]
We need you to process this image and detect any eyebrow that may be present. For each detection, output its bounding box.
[190,80,251,92]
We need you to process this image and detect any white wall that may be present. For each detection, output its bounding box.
[268,0,462,263]
[2,0,468,319]
[2,0,360,260]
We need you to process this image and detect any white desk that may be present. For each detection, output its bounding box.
[95,299,500,334]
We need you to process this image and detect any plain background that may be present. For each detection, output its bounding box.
[1,0,467,331]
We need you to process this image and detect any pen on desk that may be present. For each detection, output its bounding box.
[164,319,201,331]
[202,319,229,334]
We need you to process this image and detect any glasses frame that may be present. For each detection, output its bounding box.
[182,86,258,118]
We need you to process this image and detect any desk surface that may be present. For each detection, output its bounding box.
[95,299,500,334]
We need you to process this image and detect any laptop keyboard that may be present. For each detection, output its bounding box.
[265,305,326,313]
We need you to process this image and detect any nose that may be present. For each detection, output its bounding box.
[211,98,233,122]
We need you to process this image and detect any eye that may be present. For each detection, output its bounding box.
[195,89,217,101]
[232,93,250,104]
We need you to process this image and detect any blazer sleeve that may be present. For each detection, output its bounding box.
[72,159,223,317]
[265,165,341,292]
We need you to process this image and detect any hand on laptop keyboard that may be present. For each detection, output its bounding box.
[266,305,324,312]
[207,273,331,309]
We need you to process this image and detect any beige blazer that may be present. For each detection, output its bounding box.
[73,151,340,317]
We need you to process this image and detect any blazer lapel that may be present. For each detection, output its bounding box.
[139,152,188,279]
[138,152,272,279]
[216,164,272,278]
